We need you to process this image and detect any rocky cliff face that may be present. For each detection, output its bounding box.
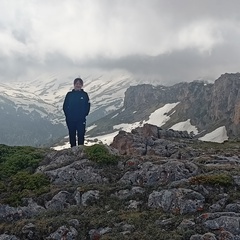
[122,73,240,138]
[210,73,240,136]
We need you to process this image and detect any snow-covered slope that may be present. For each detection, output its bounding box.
[0,69,158,146]
[1,69,153,124]
[0,83,58,122]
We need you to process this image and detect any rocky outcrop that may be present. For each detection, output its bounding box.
[111,123,196,157]
[1,131,240,239]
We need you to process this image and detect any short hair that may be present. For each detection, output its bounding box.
[74,78,83,85]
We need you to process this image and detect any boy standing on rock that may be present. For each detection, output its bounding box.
[63,78,90,147]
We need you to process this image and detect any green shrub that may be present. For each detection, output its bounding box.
[85,144,119,165]
[1,171,50,206]
[0,145,43,180]
[10,172,50,192]
[0,145,48,206]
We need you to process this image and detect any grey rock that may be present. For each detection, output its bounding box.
[21,223,36,235]
[198,212,240,235]
[46,225,78,240]
[68,219,80,228]
[81,190,100,206]
[45,191,71,211]
[0,234,20,240]
[121,223,135,232]
[74,188,81,205]
[37,149,77,172]
[204,216,240,235]
[99,227,112,235]
[155,217,175,227]
[88,229,100,240]
[44,160,106,185]
[190,232,217,240]
[218,230,236,240]
[177,219,195,230]
[114,189,131,200]
[225,204,240,213]
[121,231,131,236]
[214,155,240,164]
[191,185,210,197]
[127,200,143,209]
[168,178,190,188]
[0,199,45,222]
[0,205,23,222]
[190,233,218,240]
[233,176,240,186]
[113,186,145,199]
[209,197,228,212]
[198,212,240,221]
[89,227,112,239]
[190,234,202,240]
[21,198,46,217]
[120,160,198,186]
[202,232,217,240]
[148,188,205,214]
[37,149,107,185]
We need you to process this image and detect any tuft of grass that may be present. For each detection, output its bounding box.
[85,144,119,165]
[189,173,233,186]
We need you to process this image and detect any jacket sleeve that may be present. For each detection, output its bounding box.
[63,92,70,117]
[85,92,90,116]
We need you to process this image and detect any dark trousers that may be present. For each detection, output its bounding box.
[66,120,86,147]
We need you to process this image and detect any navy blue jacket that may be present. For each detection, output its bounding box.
[63,89,90,122]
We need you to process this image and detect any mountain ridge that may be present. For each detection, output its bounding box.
[0,71,239,147]
[87,73,240,143]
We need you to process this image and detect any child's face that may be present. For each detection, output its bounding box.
[74,81,83,90]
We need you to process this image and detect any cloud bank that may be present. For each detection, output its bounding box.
[0,0,240,83]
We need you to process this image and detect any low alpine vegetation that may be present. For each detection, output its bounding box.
[189,173,233,186]
[0,144,50,206]
[85,144,119,165]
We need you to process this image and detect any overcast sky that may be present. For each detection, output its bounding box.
[1,0,240,85]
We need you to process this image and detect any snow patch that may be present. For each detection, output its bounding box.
[170,119,198,134]
[111,113,119,119]
[113,121,143,132]
[105,105,118,112]
[199,126,228,143]
[144,102,180,126]
[86,124,97,132]
[87,131,119,145]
